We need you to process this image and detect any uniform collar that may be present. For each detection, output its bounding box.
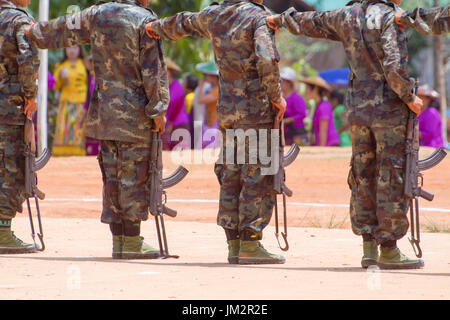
[224,0,266,8]
[111,0,142,6]
[364,0,398,7]
[224,0,254,3]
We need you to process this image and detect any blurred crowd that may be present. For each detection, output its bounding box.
[44,46,447,156]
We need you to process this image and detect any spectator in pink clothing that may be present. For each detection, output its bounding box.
[280,67,307,145]
[417,86,444,148]
[301,76,340,147]
[163,59,190,150]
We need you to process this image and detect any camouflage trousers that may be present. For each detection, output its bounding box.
[348,124,409,244]
[0,124,25,220]
[97,140,151,224]
[215,123,276,238]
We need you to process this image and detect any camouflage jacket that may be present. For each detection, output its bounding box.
[400,6,449,35]
[27,0,169,143]
[274,0,415,127]
[0,0,39,126]
[151,0,282,127]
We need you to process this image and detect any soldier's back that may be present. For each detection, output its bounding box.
[202,1,275,126]
[333,3,409,127]
[84,1,159,143]
[206,2,267,79]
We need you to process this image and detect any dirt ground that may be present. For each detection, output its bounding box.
[1,147,449,300]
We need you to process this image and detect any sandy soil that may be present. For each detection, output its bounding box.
[0,147,449,300]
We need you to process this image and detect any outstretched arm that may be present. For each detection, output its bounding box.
[396,6,449,35]
[146,11,209,41]
[267,7,342,41]
[26,7,94,49]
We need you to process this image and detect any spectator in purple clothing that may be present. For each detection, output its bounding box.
[301,76,340,147]
[417,86,444,148]
[48,73,55,91]
[280,67,307,145]
[163,59,190,150]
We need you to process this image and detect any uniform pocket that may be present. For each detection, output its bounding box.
[214,163,225,186]
[390,157,405,186]
[0,65,7,82]
[0,150,5,172]
[347,157,356,190]
[97,153,106,184]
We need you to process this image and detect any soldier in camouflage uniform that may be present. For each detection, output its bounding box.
[0,0,39,254]
[26,0,169,259]
[268,0,425,269]
[146,0,287,264]
[395,5,449,35]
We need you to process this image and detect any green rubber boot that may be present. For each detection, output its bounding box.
[112,235,123,259]
[361,240,378,268]
[121,236,160,260]
[238,241,285,265]
[0,230,37,254]
[377,246,424,270]
[227,239,240,264]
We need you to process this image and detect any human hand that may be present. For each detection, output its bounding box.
[24,97,37,121]
[407,96,423,116]
[272,98,287,123]
[152,115,166,133]
[266,15,282,33]
[25,25,31,38]
[145,22,160,39]
[394,8,406,31]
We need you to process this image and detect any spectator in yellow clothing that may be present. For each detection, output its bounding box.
[183,75,199,115]
[195,62,219,149]
[53,45,88,156]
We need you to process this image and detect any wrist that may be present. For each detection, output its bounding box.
[275,14,284,28]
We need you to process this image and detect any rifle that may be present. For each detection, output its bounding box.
[404,83,447,258]
[273,119,300,251]
[148,131,189,259]
[24,118,51,252]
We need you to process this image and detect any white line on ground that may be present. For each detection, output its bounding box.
[40,198,450,213]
